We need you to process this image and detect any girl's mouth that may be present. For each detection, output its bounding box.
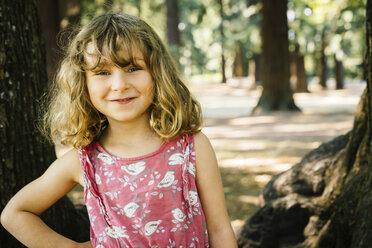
[111,97,135,104]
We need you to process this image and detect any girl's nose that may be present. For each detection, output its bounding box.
[111,70,131,91]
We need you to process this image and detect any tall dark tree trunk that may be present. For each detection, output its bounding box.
[233,42,245,78]
[37,0,60,83]
[293,44,308,92]
[238,1,372,247]
[335,56,344,90]
[58,0,81,29]
[318,29,328,89]
[254,53,261,83]
[218,0,227,83]
[252,0,300,113]
[248,55,258,88]
[0,1,89,246]
[37,0,81,84]
[166,0,181,61]
[295,55,307,92]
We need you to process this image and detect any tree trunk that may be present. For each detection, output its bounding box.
[233,42,245,78]
[335,56,344,90]
[0,1,89,246]
[296,55,307,92]
[58,0,81,29]
[166,0,180,46]
[254,53,261,83]
[293,44,308,92]
[238,1,372,247]
[318,29,327,89]
[252,0,300,113]
[166,0,181,62]
[218,0,227,83]
[37,0,60,84]
[37,0,81,84]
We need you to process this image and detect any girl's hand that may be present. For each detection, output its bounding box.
[77,241,93,248]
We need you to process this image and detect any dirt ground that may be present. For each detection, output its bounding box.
[189,78,365,234]
[67,78,365,236]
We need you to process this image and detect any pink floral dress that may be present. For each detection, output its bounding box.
[78,134,209,247]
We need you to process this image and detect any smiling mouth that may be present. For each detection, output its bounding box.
[111,97,136,104]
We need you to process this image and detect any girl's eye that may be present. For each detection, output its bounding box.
[128,67,141,73]
[95,71,110,76]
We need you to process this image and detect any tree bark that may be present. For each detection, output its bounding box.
[233,42,245,78]
[318,29,328,89]
[218,0,227,83]
[293,44,308,92]
[252,0,300,113]
[37,0,81,84]
[335,56,344,90]
[238,1,372,247]
[295,55,307,92]
[0,1,89,246]
[58,0,81,29]
[166,0,180,46]
[37,0,60,84]
[166,0,181,63]
[253,53,261,83]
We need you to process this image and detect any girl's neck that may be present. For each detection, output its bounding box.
[99,116,162,158]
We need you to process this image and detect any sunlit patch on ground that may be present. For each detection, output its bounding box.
[191,79,364,235]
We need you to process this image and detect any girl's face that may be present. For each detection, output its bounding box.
[85,49,154,126]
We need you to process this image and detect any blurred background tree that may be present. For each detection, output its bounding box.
[38,0,365,92]
[252,0,300,113]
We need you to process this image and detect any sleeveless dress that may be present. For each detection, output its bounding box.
[78,134,210,248]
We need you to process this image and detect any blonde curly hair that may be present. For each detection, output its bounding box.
[42,13,202,148]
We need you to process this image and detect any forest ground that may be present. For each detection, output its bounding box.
[67,77,365,236]
[189,77,364,235]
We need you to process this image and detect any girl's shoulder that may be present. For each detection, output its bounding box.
[193,131,210,148]
[50,147,83,186]
[176,132,211,155]
[193,131,216,165]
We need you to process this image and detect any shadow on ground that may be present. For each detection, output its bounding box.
[191,79,365,235]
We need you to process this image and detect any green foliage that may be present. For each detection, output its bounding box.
[289,0,366,79]
[79,0,366,80]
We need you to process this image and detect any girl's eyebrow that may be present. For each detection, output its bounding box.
[91,60,112,70]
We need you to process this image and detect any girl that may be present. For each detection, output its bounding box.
[1,13,237,248]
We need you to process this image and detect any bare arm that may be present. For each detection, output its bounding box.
[194,132,237,248]
[0,148,91,248]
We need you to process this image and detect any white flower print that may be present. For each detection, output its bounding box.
[168,153,184,166]
[95,173,102,185]
[188,190,198,206]
[123,202,139,218]
[144,220,162,236]
[105,225,128,238]
[184,146,190,156]
[156,170,175,188]
[171,208,187,222]
[97,153,115,165]
[121,161,146,175]
[96,245,104,248]
[104,191,119,200]
[188,163,196,177]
